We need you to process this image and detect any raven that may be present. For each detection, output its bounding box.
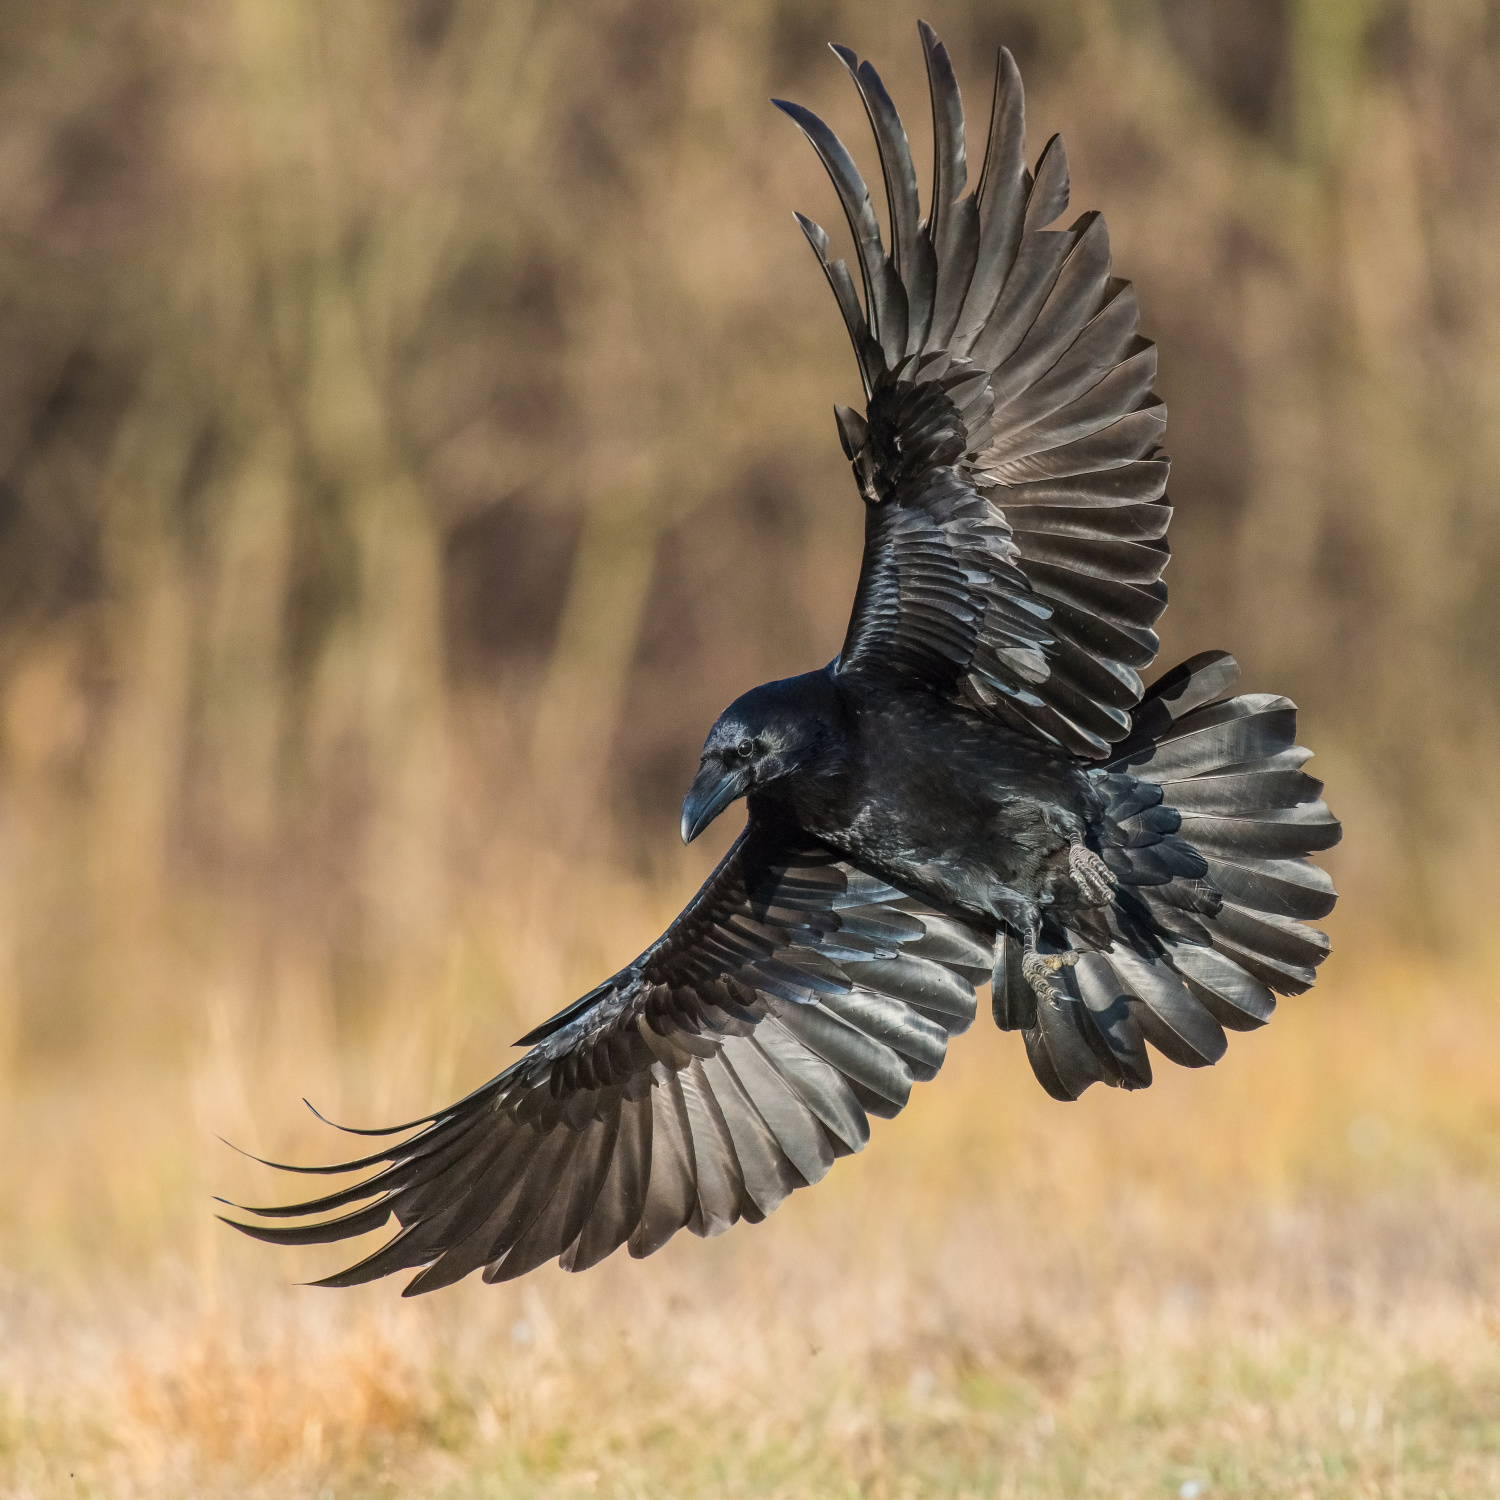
[226,24,1339,1293]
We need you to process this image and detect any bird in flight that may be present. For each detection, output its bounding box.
[226,23,1340,1293]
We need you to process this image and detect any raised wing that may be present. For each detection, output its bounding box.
[223,815,991,1292]
[776,25,1170,757]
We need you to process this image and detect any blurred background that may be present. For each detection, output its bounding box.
[2,1,1499,1496]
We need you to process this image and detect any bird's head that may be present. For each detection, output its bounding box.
[680,670,842,843]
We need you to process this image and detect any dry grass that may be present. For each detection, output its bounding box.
[2,863,1498,1499]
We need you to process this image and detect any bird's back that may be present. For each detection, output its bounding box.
[782,676,1095,923]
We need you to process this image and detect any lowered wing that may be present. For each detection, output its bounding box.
[224,814,990,1293]
[777,24,1169,757]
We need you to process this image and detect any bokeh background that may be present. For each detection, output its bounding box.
[3,1,1499,1496]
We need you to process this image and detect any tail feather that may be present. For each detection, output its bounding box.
[1171,943,1276,1029]
[1163,768,1323,814]
[1210,902,1331,975]
[1178,803,1341,860]
[1129,697,1300,782]
[1201,855,1336,921]
[994,650,1340,1101]
[1106,649,1242,761]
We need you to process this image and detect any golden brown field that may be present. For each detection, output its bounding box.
[5,899,1500,1498]
[2,0,1499,1495]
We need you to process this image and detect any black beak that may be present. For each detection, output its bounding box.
[681,760,748,844]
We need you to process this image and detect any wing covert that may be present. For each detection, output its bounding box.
[777,24,1171,757]
[222,815,991,1292]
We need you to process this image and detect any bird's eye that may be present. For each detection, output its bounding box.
[737,738,755,758]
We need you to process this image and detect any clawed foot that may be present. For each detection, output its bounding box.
[1068,842,1117,906]
[1021,946,1080,1002]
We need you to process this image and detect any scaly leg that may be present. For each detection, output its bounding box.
[994,896,1080,1005]
[1068,840,1117,906]
[1042,806,1118,907]
[1020,942,1080,1003]
[983,881,1081,1006]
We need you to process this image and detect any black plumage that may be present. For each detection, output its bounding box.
[225,23,1340,1290]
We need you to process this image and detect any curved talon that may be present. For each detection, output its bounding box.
[1068,843,1117,906]
[1021,947,1078,1002]
[1021,949,1053,1002]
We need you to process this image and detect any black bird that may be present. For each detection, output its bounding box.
[226,25,1340,1292]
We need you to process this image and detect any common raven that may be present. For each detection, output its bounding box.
[227,24,1339,1292]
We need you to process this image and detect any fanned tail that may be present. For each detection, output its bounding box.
[994,651,1340,1100]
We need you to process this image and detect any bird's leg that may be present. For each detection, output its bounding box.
[1019,931,1080,1004]
[989,886,1079,1005]
[1043,806,1118,907]
[1068,841,1117,906]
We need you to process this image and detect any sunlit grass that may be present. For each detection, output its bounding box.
[2,863,1497,1498]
